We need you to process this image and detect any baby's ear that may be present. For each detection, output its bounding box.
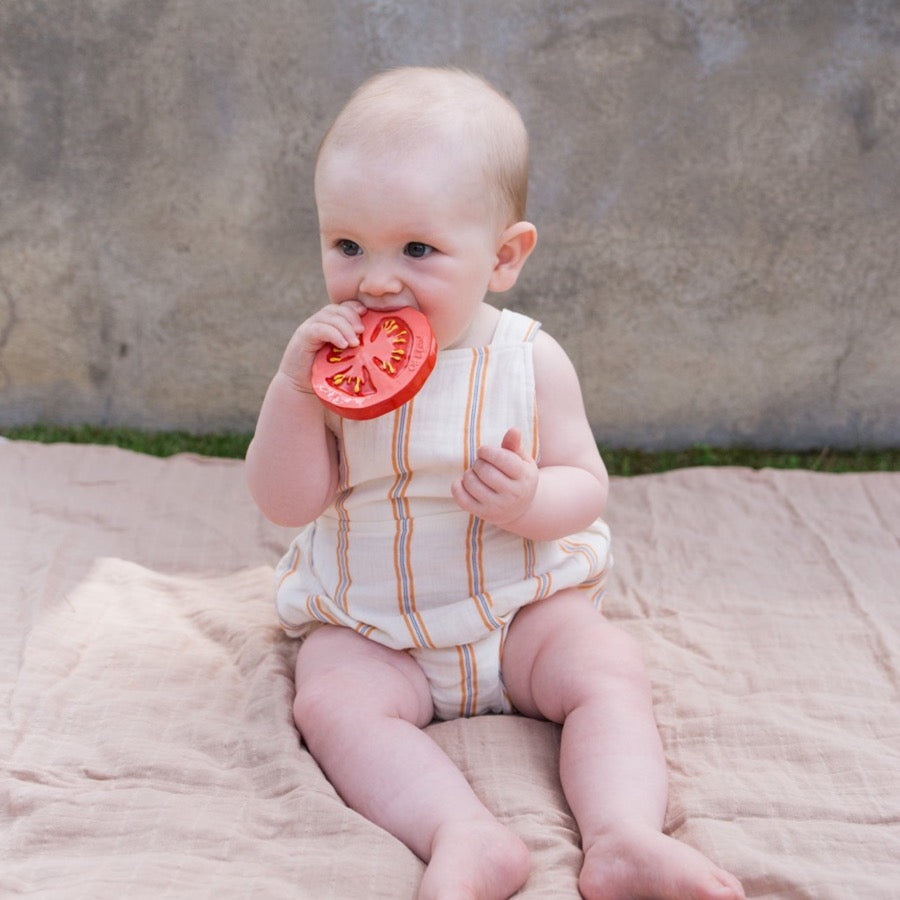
[489,222,537,293]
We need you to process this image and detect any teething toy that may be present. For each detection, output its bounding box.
[311,308,437,420]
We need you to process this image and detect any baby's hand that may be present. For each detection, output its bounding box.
[277,301,367,392]
[451,428,538,528]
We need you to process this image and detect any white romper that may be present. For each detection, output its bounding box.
[275,308,611,720]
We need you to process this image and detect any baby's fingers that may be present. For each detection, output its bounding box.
[468,456,515,494]
[450,476,480,514]
[475,443,527,480]
[453,468,494,507]
[278,303,367,387]
[310,303,366,348]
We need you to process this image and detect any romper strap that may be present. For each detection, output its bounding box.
[491,308,542,345]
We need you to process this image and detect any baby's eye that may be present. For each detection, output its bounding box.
[404,242,433,259]
[337,239,362,257]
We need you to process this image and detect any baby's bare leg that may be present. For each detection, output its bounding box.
[503,592,745,900]
[293,626,530,900]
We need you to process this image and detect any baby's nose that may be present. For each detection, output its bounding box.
[359,261,402,297]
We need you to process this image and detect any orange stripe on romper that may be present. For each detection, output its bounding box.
[523,327,548,602]
[390,401,434,649]
[464,348,498,631]
[334,418,353,613]
[498,626,511,709]
[277,544,302,591]
[462,349,478,596]
[456,644,478,718]
[462,350,478,470]
[305,595,342,626]
[560,537,607,607]
[475,347,488,450]
[522,538,553,603]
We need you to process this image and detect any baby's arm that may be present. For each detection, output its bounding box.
[451,331,608,541]
[245,301,366,527]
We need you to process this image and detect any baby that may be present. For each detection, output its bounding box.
[246,66,744,900]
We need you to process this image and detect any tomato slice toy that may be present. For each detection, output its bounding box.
[311,308,437,420]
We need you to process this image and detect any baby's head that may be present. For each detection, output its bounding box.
[314,68,537,348]
[316,67,530,229]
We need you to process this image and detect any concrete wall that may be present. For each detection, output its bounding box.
[1,0,898,448]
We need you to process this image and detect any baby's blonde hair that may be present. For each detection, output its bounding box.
[317,67,530,225]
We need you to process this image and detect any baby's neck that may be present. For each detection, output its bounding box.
[444,304,501,350]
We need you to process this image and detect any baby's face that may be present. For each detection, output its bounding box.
[315,140,506,349]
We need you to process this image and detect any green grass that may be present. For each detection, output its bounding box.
[600,444,899,475]
[2,424,898,474]
[1,424,253,461]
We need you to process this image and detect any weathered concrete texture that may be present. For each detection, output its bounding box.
[1,0,898,448]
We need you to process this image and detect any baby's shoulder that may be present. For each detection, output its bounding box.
[531,327,571,362]
[531,328,582,392]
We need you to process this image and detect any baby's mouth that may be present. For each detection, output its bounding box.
[358,300,418,315]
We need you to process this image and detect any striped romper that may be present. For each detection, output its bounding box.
[275,308,612,720]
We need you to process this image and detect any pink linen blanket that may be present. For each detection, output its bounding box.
[2,440,898,897]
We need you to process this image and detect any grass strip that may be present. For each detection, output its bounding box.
[2,424,897,474]
[1,424,252,461]
[600,445,899,475]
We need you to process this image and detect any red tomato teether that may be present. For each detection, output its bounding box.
[311,308,437,420]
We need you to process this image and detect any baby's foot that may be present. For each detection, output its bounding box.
[579,826,745,900]
[418,817,531,900]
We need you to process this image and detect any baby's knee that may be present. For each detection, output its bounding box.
[604,623,646,668]
[593,625,653,701]
[565,619,651,697]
